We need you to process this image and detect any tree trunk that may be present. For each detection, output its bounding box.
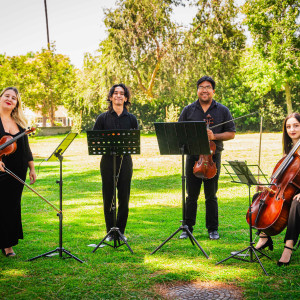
[284,82,293,114]
[42,116,47,127]
[49,103,55,126]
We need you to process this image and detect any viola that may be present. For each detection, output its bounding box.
[246,139,300,236]
[193,114,217,179]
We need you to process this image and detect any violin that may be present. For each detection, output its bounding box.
[246,139,300,236]
[0,127,35,160]
[193,114,217,179]
[0,127,61,213]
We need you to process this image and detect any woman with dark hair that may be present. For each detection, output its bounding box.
[255,112,300,266]
[0,87,36,257]
[93,84,138,241]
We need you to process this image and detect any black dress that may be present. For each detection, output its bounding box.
[0,118,33,249]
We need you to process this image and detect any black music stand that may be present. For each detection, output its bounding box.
[28,132,83,263]
[86,129,140,253]
[215,160,271,275]
[150,121,210,258]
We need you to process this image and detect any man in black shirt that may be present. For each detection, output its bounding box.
[178,76,235,240]
[93,84,138,241]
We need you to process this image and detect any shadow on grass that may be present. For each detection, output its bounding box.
[2,163,298,299]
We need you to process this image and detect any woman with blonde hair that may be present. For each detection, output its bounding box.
[0,87,36,257]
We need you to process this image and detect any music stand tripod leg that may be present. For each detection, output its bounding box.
[215,246,251,265]
[116,228,134,253]
[93,232,112,252]
[150,227,183,255]
[251,247,269,276]
[216,162,270,275]
[27,249,58,261]
[61,248,84,263]
[28,152,83,263]
[185,227,209,258]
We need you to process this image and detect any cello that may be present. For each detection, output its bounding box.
[193,114,217,179]
[246,138,300,236]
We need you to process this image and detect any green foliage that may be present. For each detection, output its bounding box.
[101,0,181,98]
[242,0,300,113]
[165,103,180,122]
[0,45,76,126]
[1,0,299,132]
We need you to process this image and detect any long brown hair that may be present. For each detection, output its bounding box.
[282,112,300,154]
[0,87,28,128]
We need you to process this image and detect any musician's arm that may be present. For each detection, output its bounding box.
[207,131,235,141]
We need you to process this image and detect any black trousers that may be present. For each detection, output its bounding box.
[284,199,300,245]
[100,155,133,234]
[185,153,221,232]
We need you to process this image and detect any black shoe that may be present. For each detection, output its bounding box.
[179,232,189,239]
[120,234,128,242]
[209,230,219,240]
[105,234,114,242]
[277,246,294,266]
[255,235,273,251]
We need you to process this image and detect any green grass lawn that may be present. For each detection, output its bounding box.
[0,133,299,299]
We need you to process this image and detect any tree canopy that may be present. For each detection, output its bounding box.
[1,0,299,132]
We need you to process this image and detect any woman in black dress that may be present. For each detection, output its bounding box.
[0,87,36,257]
[255,112,300,266]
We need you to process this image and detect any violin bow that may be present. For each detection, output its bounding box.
[209,111,259,129]
[258,115,263,182]
[4,166,61,213]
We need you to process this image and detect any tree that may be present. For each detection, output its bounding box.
[0,47,76,127]
[180,0,246,99]
[22,47,76,126]
[242,0,300,113]
[100,0,181,98]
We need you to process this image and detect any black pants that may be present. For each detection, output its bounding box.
[100,155,133,234]
[284,199,300,245]
[185,153,221,232]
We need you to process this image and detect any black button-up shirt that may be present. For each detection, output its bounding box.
[179,99,235,153]
[93,109,138,130]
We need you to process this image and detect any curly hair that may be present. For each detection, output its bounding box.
[107,83,131,111]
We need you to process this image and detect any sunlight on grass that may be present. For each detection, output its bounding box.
[0,269,28,278]
[1,133,298,299]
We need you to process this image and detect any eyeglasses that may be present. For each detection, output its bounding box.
[198,85,213,91]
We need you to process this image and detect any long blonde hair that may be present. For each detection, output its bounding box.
[0,87,28,129]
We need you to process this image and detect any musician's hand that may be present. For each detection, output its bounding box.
[293,193,300,202]
[207,129,215,140]
[29,169,36,184]
[256,185,265,192]
[0,161,5,172]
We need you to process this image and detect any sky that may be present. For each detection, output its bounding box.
[0,0,198,68]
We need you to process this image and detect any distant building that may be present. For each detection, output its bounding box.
[24,105,73,127]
